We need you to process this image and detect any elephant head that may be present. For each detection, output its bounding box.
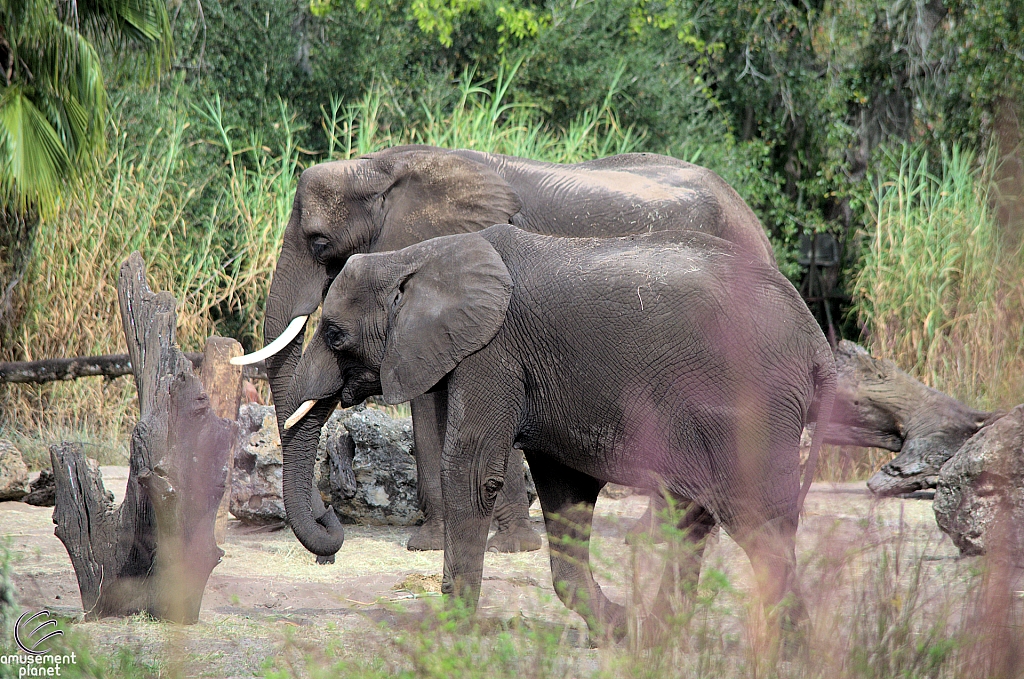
[282,233,513,556]
[231,149,520,556]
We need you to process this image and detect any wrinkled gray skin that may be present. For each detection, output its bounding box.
[264,145,776,557]
[291,226,836,639]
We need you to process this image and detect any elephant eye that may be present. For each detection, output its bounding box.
[324,324,348,351]
[310,236,331,262]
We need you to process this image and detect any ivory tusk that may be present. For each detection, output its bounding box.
[284,399,318,430]
[230,315,308,365]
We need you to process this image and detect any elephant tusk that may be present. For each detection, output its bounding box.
[284,399,318,430]
[230,315,308,365]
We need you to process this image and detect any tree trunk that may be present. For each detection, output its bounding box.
[200,337,244,544]
[51,252,240,623]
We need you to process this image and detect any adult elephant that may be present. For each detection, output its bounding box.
[285,226,836,640]
[233,145,776,559]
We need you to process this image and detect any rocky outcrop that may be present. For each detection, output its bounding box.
[230,405,421,526]
[0,440,29,501]
[318,406,421,526]
[934,405,1024,565]
[826,341,999,496]
[231,406,286,524]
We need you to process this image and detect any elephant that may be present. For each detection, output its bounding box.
[232,145,777,557]
[285,225,837,640]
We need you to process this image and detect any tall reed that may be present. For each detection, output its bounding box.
[853,144,1024,408]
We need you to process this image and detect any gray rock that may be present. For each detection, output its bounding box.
[934,405,1023,564]
[0,440,29,502]
[23,469,55,507]
[318,406,421,526]
[230,405,285,524]
[230,405,421,526]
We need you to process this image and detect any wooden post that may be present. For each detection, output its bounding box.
[199,337,244,544]
[51,252,238,623]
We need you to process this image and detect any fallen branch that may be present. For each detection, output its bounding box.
[0,353,266,383]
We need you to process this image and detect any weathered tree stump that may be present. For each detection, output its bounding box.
[51,253,240,622]
[826,340,1000,496]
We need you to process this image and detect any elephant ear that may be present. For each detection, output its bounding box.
[371,149,523,250]
[380,233,513,404]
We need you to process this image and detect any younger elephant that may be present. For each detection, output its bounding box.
[287,225,835,639]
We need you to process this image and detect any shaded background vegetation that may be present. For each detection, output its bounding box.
[0,0,1021,464]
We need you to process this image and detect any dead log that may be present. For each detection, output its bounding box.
[0,353,266,383]
[51,252,240,622]
[934,404,1024,563]
[826,340,1001,496]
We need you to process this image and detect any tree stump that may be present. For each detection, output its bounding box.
[51,252,240,622]
[826,341,1001,496]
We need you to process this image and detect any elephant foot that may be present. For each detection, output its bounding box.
[586,600,628,647]
[407,518,445,551]
[315,553,336,565]
[486,521,542,553]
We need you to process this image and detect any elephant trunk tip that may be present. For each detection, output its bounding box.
[291,503,346,558]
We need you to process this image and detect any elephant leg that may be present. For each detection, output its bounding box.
[642,501,717,644]
[407,392,447,551]
[438,382,522,610]
[625,491,668,546]
[523,450,626,644]
[735,517,805,635]
[486,447,542,553]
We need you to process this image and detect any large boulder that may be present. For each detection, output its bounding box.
[23,469,56,507]
[318,406,421,526]
[933,404,1023,564]
[230,405,421,526]
[0,440,29,501]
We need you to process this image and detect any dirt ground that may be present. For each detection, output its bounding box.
[2,467,962,678]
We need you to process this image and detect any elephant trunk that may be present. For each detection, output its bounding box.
[281,398,346,556]
[262,223,339,556]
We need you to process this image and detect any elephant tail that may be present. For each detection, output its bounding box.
[798,345,837,512]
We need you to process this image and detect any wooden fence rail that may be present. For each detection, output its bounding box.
[0,353,267,384]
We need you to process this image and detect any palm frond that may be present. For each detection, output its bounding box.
[74,0,173,72]
[34,20,108,157]
[0,85,71,215]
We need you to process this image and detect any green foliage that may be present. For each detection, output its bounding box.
[0,0,171,215]
[0,540,15,642]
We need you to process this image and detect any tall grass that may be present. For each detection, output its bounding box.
[0,71,639,464]
[853,144,1024,409]
[257,506,1022,679]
